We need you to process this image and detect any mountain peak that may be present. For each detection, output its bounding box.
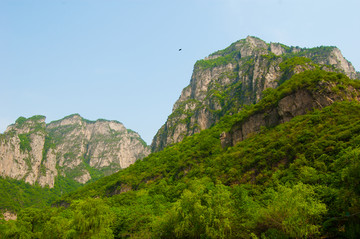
[151,37,359,152]
[5,115,46,134]
[245,35,267,47]
[0,113,150,188]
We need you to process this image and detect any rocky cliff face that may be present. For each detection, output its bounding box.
[222,74,360,148]
[0,114,150,187]
[0,116,47,185]
[151,36,358,152]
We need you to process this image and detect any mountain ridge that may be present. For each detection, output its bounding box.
[0,113,150,188]
[151,36,359,152]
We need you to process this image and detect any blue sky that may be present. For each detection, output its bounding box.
[1,0,359,144]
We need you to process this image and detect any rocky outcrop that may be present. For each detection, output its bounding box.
[223,77,360,147]
[0,116,47,185]
[2,211,17,221]
[151,36,359,152]
[0,114,150,187]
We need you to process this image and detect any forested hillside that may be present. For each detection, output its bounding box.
[1,69,359,238]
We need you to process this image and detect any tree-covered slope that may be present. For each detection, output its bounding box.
[0,175,82,214]
[2,70,360,238]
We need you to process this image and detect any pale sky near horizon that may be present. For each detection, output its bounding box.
[1,0,359,144]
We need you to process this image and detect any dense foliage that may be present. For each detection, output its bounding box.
[1,70,360,238]
[195,51,240,69]
[0,176,82,213]
[18,134,32,152]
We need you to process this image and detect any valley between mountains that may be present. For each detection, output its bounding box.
[1,36,360,238]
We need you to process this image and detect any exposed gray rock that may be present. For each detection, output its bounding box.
[151,36,359,152]
[0,114,150,187]
[2,211,17,221]
[270,43,286,55]
[224,81,360,147]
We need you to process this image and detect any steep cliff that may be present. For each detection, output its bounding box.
[0,114,150,188]
[0,116,48,186]
[221,69,360,148]
[151,36,358,152]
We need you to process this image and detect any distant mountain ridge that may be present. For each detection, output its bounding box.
[151,36,359,152]
[0,114,150,188]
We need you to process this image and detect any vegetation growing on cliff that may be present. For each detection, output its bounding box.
[152,36,360,153]
[194,51,240,70]
[18,134,32,152]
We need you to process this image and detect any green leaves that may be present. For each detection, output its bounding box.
[71,198,115,238]
[279,56,313,72]
[1,198,115,239]
[155,178,233,239]
[18,134,32,152]
[259,183,327,238]
[195,51,240,70]
[15,116,27,126]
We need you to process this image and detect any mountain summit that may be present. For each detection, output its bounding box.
[0,114,150,188]
[151,36,359,152]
